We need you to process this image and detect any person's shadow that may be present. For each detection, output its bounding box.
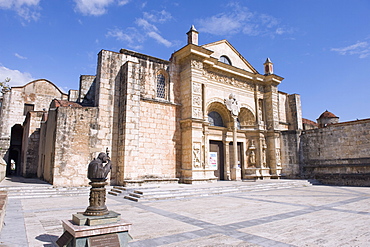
[36,234,59,247]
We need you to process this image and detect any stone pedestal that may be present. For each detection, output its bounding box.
[260,168,271,179]
[271,166,282,179]
[243,167,259,180]
[57,219,132,247]
[84,180,109,216]
[57,174,132,247]
[230,167,241,181]
[73,211,121,226]
[244,167,272,180]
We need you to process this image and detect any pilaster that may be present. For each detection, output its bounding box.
[223,141,231,180]
[116,61,141,184]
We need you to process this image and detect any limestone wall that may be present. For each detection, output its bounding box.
[38,110,56,183]
[300,119,370,185]
[100,49,174,184]
[287,94,303,130]
[21,111,43,177]
[53,107,99,186]
[280,130,301,178]
[40,106,99,187]
[0,79,67,158]
[68,90,79,102]
[136,100,181,179]
[0,158,6,182]
[78,75,96,105]
[278,92,288,125]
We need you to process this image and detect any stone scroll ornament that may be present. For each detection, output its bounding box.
[84,151,112,216]
[225,93,240,116]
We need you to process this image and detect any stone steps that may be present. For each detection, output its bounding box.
[0,186,91,199]
[108,186,131,196]
[114,180,314,202]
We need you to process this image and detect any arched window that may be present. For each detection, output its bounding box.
[156,73,166,99]
[220,55,232,65]
[208,111,224,127]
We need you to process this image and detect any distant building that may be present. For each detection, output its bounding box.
[0,79,68,177]
[317,110,339,128]
[0,27,369,186]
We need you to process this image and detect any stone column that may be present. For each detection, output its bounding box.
[266,131,282,178]
[230,115,241,180]
[223,141,230,180]
[203,124,210,169]
[225,93,241,181]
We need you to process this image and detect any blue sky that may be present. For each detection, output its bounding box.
[0,0,369,122]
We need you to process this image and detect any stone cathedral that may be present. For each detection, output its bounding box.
[0,26,304,187]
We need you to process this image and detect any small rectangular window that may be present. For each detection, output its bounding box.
[24,103,34,115]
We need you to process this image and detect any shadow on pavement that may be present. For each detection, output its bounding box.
[2,176,50,186]
[36,234,59,247]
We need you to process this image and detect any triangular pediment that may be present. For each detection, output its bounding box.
[202,40,258,74]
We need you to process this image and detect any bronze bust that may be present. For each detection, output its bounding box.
[87,152,112,181]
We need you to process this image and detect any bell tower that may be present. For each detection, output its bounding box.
[264,57,273,75]
[187,25,199,45]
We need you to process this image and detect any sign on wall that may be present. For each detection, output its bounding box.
[209,152,218,170]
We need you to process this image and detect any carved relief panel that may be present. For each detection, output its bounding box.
[202,69,254,91]
[192,81,202,119]
[247,139,256,167]
[193,142,202,168]
[276,148,281,166]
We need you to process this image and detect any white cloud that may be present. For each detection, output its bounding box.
[74,0,114,16]
[147,31,172,47]
[0,0,41,22]
[196,3,286,37]
[143,10,172,23]
[15,53,27,59]
[74,0,130,16]
[107,9,173,49]
[275,27,294,35]
[136,18,158,32]
[259,14,278,28]
[106,28,144,50]
[197,7,250,36]
[0,65,34,86]
[135,17,172,47]
[331,41,370,58]
[118,0,129,6]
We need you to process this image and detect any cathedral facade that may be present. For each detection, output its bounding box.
[0,27,304,186]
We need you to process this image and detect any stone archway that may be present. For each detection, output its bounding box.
[238,107,255,128]
[8,124,23,176]
[207,101,232,128]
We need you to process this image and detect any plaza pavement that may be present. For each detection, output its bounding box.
[0,177,370,246]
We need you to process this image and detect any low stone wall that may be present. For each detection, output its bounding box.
[300,119,370,186]
[0,157,6,182]
[280,130,301,178]
[0,191,7,232]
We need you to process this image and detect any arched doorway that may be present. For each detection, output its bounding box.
[207,102,231,180]
[7,124,23,176]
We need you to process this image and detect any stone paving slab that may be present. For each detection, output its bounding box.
[0,178,370,246]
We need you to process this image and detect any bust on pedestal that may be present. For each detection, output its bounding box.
[56,151,132,247]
